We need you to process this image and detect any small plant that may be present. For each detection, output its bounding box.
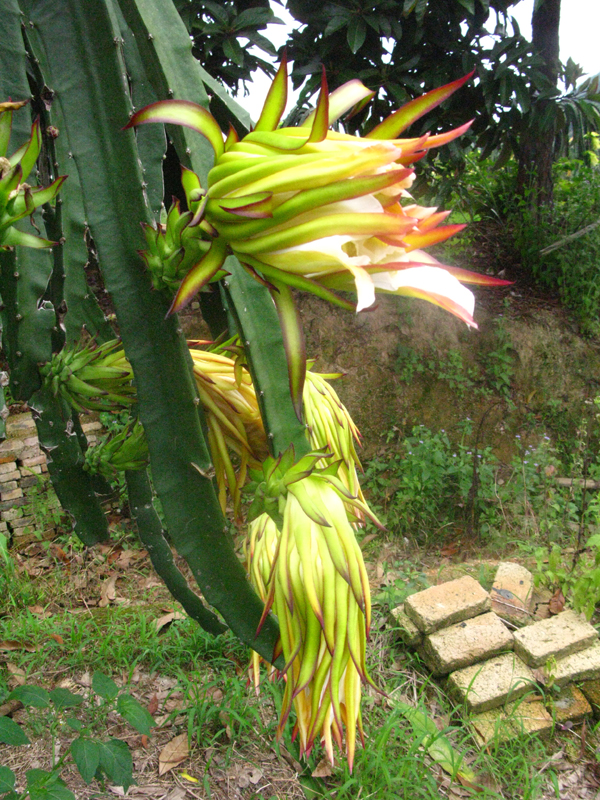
[0,672,155,799]
[534,534,600,620]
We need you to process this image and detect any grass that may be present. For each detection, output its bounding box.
[1,529,597,800]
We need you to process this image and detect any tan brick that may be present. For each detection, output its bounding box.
[547,641,600,687]
[551,685,592,724]
[580,678,600,716]
[0,437,24,457]
[24,465,42,475]
[404,576,491,634]
[422,612,513,675]
[388,605,422,648]
[40,463,48,473]
[20,446,41,461]
[1,488,22,502]
[5,413,35,437]
[470,699,552,748]
[1,507,23,521]
[22,436,39,447]
[513,610,598,667]
[448,652,536,713]
[0,461,17,475]
[10,515,36,530]
[0,481,19,493]
[491,562,534,625]
[0,470,20,483]
[20,454,46,468]
[82,421,103,433]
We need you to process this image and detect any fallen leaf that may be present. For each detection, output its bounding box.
[549,588,565,615]
[153,611,186,633]
[107,547,123,565]
[27,605,46,617]
[49,633,64,645]
[158,733,189,776]
[236,765,263,788]
[6,663,27,686]
[180,772,199,783]
[141,734,150,750]
[146,694,159,715]
[165,789,186,800]
[0,640,37,653]
[99,575,118,608]
[312,757,334,778]
[219,710,232,740]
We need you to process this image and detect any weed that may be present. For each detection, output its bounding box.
[0,672,155,798]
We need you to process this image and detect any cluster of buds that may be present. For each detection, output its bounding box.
[39,338,136,413]
[128,61,509,414]
[189,343,268,516]
[0,101,64,250]
[246,449,381,770]
[84,418,148,478]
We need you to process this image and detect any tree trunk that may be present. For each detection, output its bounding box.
[517,0,561,208]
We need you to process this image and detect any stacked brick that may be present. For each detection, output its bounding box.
[0,410,104,547]
[391,566,600,747]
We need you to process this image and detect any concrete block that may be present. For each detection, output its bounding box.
[580,678,600,716]
[388,605,422,648]
[448,652,536,713]
[513,610,598,667]
[470,700,553,748]
[404,576,491,634]
[0,461,17,475]
[551,685,592,724]
[422,612,513,675]
[0,487,22,502]
[20,454,46,468]
[1,507,23,521]
[491,562,534,624]
[0,470,21,483]
[547,641,600,687]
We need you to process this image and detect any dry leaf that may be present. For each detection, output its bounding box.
[27,605,46,617]
[158,733,189,776]
[147,694,159,715]
[0,640,37,653]
[311,757,334,778]
[99,575,118,608]
[549,588,565,615]
[153,611,186,633]
[359,533,378,550]
[141,734,150,750]
[49,633,64,645]
[7,663,27,686]
[219,710,232,740]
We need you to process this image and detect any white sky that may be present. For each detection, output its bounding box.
[238,0,600,120]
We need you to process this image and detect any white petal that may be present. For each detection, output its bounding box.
[372,266,475,318]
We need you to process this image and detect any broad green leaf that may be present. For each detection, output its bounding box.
[65,717,84,732]
[92,671,119,701]
[29,786,75,800]
[49,687,84,711]
[347,16,367,54]
[98,738,134,791]
[0,716,30,746]
[71,738,100,784]
[0,766,15,793]
[116,694,155,736]
[9,685,51,709]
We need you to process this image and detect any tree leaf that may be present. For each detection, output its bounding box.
[91,671,119,701]
[116,693,156,736]
[48,688,84,711]
[347,16,367,54]
[0,716,30,746]
[98,738,133,791]
[0,766,15,793]
[8,685,51,709]
[71,738,100,784]
[158,733,189,776]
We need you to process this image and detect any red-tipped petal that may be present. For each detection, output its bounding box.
[416,210,451,232]
[402,224,466,252]
[224,124,239,150]
[169,237,228,314]
[367,71,475,139]
[126,99,224,157]
[421,119,474,150]
[254,54,288,132]
[306,68,329,143]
